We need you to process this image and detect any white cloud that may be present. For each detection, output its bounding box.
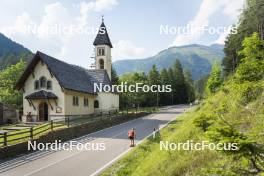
[172,0,227,46]
[0,0,119,68]
[38,2,70,40]
[213,0,245,44]
[77,0,118,26]
[214,28,231,44]
[77,2,94,26]
[112,40,150,60]
[172,0,245,46]
[93,0,119,12]
[0,12,34,36]
[223,0,244,20]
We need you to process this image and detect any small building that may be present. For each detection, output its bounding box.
[0,102,19,125]
[15,19,119,122]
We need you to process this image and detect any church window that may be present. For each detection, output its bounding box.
[94,100,99,108]
[34,80,39,90]
[47,80,52,90]
[40,76,47,88]
[73,96,79,106]
[84,98,89,107]
[99,59,104,69]
[98,48,105,56]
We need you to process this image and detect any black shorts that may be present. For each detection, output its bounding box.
[129,136,134,140]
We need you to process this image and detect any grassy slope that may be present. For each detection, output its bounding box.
[101,79,264,176]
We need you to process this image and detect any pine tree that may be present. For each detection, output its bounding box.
[160,68,171,105]
[168,68,175,105]
[173,60,187,103]
[184,70,195,103]
[194,74,209,99]
[222,0,264,76]
[235,32,264,82]
[148,65,160,106]
[111,64,119,85]
[206,64,222,94]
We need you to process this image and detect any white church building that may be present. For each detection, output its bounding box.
[15,19,119,122]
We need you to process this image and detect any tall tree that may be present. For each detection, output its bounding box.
[184,70,195,103]
[111,65,119,85]
[119,72,148,109]
[206,64,222,94]
[148,65,161,106]
[0,60,26,108]
[194,74,209,100]
[160,68,171,105]
[173,60,187,103]
[167,68,175,104]
[235,32,264,82]
[222,0,264,76]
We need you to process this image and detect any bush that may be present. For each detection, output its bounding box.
[193,112,215,131]
[235,33,264,82]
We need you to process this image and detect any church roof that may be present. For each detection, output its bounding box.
[25,90,58,99]
[93,21,113,48]
[15,51,112,95]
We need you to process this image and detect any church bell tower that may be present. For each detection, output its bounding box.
[93,16,113,80]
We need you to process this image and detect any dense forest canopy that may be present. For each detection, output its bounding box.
[118,60,195,109]
[222,0,264,76]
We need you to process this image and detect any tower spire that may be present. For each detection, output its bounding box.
[93,16,113,48]
[93,17,112,80]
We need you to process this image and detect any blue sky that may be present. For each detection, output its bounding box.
[0,0,244,68]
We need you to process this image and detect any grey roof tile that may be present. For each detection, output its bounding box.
[93,22,113,48]
[25,90,58,99]
[16,51,112,94]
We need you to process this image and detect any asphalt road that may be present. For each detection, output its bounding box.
[0,105,189,176]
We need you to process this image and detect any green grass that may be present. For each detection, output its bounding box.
[101,108,219,176]
[101,80,264,176]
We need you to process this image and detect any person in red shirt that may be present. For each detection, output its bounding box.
[128,128,136,147]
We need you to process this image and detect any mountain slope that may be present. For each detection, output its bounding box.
[0,33,32,70]
[113,44,224,80]
[102,79,264,175]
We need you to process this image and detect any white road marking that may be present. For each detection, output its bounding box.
[22,129,129,176]
[90,114,178,176]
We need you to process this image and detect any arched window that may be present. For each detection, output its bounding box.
[97,48,105,56]
[99,59,104,69]
[94,100,99,108]
[47,80,52,90]
[40,77,47,88]
[34,80,39,90]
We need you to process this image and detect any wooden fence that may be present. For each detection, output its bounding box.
[0,120,65,147]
